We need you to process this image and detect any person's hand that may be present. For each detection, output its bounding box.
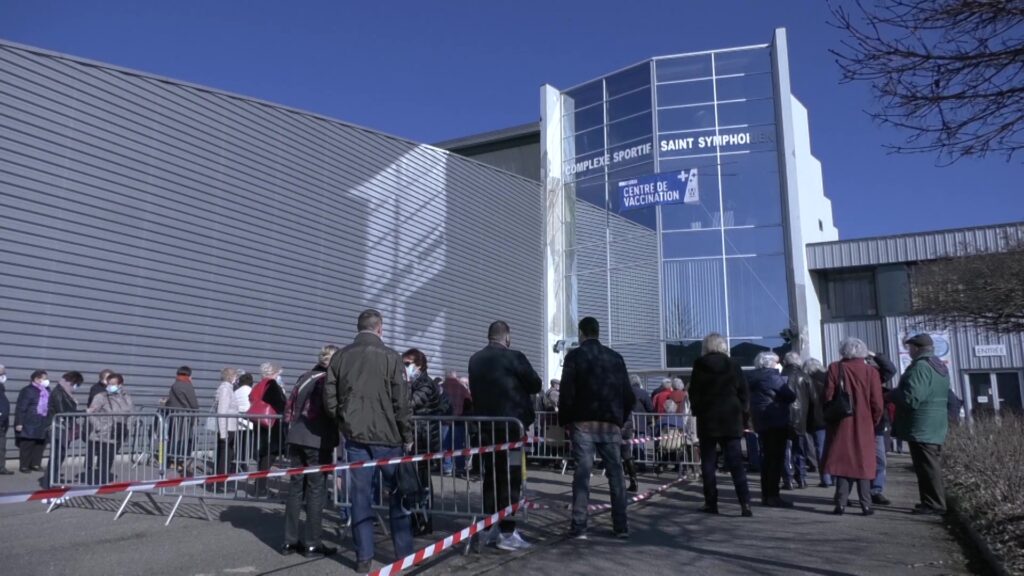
[15,425,22,432]
[404,442,414,454]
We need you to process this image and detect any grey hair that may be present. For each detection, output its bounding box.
[701,333,729,356]
[839,337,870,359]
[672,377,685,391]
[259,362,281,377]
[782,352,803,368]
[0,363,5,372]
[219,367,240,382]
[661,377,672,390]
[318,344,340,366]
[446,369,459,379]
[664,399,678,413]
[629,374,642,387]
[754,351,779,369]
[803,358,825,374]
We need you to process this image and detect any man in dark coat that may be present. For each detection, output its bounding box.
[781,352,813,489]
[866,351,897,505]
[282,345,340,558]
[87,369,112,409]
[689,334,753,517]
[324,309,413,573]
[0,364,11,474]
[559,317,635,539]
[469,320,542,551]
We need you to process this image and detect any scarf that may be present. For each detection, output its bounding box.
[33,381,49,417]
[176,375,192,384]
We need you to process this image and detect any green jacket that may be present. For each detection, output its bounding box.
[892,353,949,445]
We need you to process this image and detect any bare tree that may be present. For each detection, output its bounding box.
[911,237,1024,332]
[831,0,1024,162]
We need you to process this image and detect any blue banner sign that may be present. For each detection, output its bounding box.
[617,169,698,212]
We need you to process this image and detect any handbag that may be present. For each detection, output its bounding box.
[247,380,278,429]
[823,364,855,425]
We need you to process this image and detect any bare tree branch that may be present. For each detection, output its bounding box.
[830,0,1024,163]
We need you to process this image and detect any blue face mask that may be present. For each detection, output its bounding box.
[405,364,419,381]
[106,384,120,394]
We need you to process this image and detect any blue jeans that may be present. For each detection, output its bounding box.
[346,442,413,563]
[570,426,627,533]
[814,428,832,486]
[441,424,466,474]
[784,436,807,483]
[872,434,887,495]
[744,431,761,472]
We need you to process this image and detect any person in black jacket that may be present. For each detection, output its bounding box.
[48,371,82,486]
[559,317,635,539]
[866,351,897,506]
[781,352,814,489]
[804,359,832,487]
[747,352,797,508]
[621,374,653,492]
[469,320,542,551]
[87,369,113,409]
[282,345,340,558]
[15,370,52,473]
[689,333,753,517]
[404,348,442,536]
[0,364,11,474]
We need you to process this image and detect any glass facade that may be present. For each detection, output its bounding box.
[557,43,796,369]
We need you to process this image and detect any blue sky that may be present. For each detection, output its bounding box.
[1,0,1019,239]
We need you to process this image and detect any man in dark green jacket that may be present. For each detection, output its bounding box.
[892,334,950,515]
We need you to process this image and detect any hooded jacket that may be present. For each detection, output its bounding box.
[747,367,796,433]
[688,352,749,439]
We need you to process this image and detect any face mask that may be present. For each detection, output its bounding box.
[0,375,6,384]
[40,379,51,388]
[106,384,120,394]
[405,364,419,380]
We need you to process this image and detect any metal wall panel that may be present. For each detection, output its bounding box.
[807,223,1024,270]
[0,43,545,457]
[884,317,1024,372]
[821,320,885,365]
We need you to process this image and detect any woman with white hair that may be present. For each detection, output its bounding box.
[689,333,753,517]
[747,351,797,508]
[823,337,883,516]
[652,377,674,413]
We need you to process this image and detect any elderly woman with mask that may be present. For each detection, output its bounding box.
[14,370,52,473]
[87,373,134,485]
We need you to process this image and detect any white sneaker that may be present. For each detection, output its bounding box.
[497,530,532,551]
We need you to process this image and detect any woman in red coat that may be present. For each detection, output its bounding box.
[824,337,883,516]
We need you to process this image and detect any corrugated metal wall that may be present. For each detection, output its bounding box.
[807,222,1024,270]
[821,320,886,364]
[0,42,544,457]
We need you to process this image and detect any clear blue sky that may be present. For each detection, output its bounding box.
[2,0,1019,239]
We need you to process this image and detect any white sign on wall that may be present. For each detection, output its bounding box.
[974,344,1007,357]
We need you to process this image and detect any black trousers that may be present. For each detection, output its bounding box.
[482,450,522,533]
[283,444,332,547]
[909,442,946,511]
[87,441,119,484]
[759,428,788,500]
[0,425,9,470]
[835,477,871,510]
[18,438,46,470]
[700,437,750,505]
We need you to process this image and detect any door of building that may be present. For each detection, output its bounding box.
[966,371,1023,417]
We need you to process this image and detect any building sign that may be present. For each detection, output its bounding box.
[659,128,775,154]
[617,169,698,212]
[563,142,653,178]
[974,344,1007,357]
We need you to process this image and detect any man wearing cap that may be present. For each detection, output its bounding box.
[891,334,950,515]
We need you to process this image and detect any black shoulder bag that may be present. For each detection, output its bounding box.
[823,364,855,425]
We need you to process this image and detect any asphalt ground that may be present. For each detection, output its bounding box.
[0,453,977,576]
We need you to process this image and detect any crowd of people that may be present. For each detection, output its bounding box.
[0,312,956,573]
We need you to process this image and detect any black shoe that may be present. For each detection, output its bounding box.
[0,468,14,475]
[781,481,794,491]
[302,544,337,557]
[862,508,875,516]
[762,497,794,508]
[280,543,299,556]
[833,505,845,515]
[797,479,808,489]
[30,465,42,472]
[741,503,754,517]
[569,528,588,540]
[613,528,629,539]
[355,559,372,574]
[912,505,946,516]
[700,503,719,514]
[19,468,29,473]
[627,480,638,493]
[871,493,891,506]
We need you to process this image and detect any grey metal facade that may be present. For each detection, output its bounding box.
[807,222,1024,270]
[0,41,545,456]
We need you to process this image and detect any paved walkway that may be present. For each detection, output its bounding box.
[0,454,975,575]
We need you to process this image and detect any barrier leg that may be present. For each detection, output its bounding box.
[463,515,478,556]
[145,492,164,516]
[46,498,62,514]
[198,497,213,522]
[114,492,134,521]
[165,494,184,526]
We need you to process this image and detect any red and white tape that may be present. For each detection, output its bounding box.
[369,474,686,576]
[0,439,529,505]
[529,433,690,447]
[370,501,523,576]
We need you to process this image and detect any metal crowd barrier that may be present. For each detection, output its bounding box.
[47,410,165,517]
[160,412,287,523]
[333,415,526,539]
[528,410,700,478]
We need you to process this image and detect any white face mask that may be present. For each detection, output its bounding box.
[40,379,51,388]
[405,364,419,380]
[0,375,6,384]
